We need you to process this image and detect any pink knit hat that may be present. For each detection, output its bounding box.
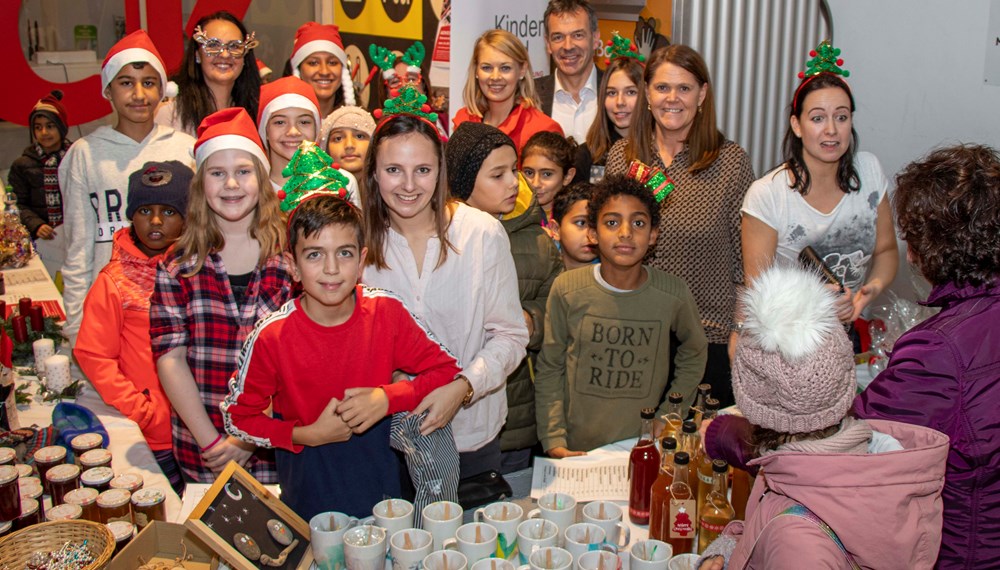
[731,265,856,434]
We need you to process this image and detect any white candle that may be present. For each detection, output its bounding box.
[44,354,72,393]
[32,338,55,375]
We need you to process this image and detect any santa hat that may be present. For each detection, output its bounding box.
[257,77,322,148]
[256,59,273,79]
[101,29,178,100]
[289,22,355,106]
[194,108,270,173]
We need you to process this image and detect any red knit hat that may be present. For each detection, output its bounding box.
[30,91,69,138]
[257,77,321,147]
[290,22,355,106]
[101,29,177,99]
[194,108,270,173]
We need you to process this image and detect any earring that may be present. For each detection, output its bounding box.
[195,54,201,64]
[697,105,702,114]
[647,102,651,111]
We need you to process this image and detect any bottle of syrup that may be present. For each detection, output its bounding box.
[663,451,696,555]
[661,393,684,441]
[628,408,660,525]
[695,398,721,516]
[691,383,712,427]
[698,460,735,553]
[678,421,702,493]
[648,436,677,541]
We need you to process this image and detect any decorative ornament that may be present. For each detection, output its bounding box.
[267,519,293,546]
[368,43,398,84]
[24,541,96,570]
[797,39,850,80]
[604,31,646,66]
[234,532,262,560]
[0,200,33,269]
[278,141,353,214]
[224,482,243,501]
[627,160,676,203]
[373,84,438,124]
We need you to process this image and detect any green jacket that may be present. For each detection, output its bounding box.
[498,179,563,452]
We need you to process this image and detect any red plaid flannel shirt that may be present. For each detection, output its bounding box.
[150,250,293,483]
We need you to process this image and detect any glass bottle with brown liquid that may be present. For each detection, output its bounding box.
[695,398,721,516]
[691,384,712,428]
[663,451,696,555]
[648,436,677,541]
[661,393,684,441]
[628,408,660,525]
[698,460,735,553]
[678,421,701,493]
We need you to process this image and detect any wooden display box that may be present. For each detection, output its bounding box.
[185,461,313,570]
[107,521,219,570]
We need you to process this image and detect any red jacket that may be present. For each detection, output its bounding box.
[74,228,172,450]
[453,102,563,154]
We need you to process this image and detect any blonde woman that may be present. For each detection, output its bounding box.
[452,29,563,153]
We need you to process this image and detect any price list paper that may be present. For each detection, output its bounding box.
[530,456,629,502]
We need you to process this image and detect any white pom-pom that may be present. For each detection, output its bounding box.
[342,66,356,107]
[741,264,841,361]
[164,81,179,99]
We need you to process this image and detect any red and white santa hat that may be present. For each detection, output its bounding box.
[289,22,355,106]
[256,77,321,147]
[256,59,273,79]
[101,29,178,99]
[194,108,270,173]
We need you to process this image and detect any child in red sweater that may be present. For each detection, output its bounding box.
[222,184,460,520]
[74,160,191,492]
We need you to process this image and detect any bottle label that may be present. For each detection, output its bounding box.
[629,506,649,520]
[668,499,696,539]
[698,472,713,485]
[700,519,727,534]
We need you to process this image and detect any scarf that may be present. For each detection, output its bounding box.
[765,416,873,456]
[35,139,70,227]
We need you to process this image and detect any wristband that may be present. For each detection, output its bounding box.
[201,434,224,452]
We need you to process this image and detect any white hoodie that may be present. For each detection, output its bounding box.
[58,124,196,341]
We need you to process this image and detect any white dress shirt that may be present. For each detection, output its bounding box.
[362,203,529,452]
[550,66,599,142]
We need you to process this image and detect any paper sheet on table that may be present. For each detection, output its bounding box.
[530,451,630,502]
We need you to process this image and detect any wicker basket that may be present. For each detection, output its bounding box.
[0,520,115,569]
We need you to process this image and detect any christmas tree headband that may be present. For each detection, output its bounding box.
[373,85,444,141]
[792,40,852,114]
[627,159,675,203]
[278,141,353,215]
[604,32,645,66]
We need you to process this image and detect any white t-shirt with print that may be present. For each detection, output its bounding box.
[741,151,888,290]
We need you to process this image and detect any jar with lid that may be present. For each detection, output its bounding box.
[14,497,40,531]
[0,447,15,466]
[46,463,81,506]
[46,503,83,522]
[109,472,143,493]
[0,520,10,538]
[97,488,132,525]
[70,433,104,462]
[18,478,43,520]
[63,487,100,523]
[14,464,33,479]
[107,520,135,555]
[0,465,21,521]
[32,445,66,494]
[131,488,166,530]
[81,466,114,493]
[79,448,113,471]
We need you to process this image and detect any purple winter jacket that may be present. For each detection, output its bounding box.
[854,280,1000,569]
[707,279,1000,569]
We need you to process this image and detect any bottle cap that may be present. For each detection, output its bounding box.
[668,392,683,404]
[640,407,656,419]
[660,436,677,450]
[705,398,720,411]
[697,383,711,395]
[712,459,729,473]
[673,451,690,465]
[682,420,697,433]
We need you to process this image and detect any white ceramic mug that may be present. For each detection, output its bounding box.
[581,502,630,549]
[311,511,361,570]
[422,501,464,551]
[474,501,524,560]
[423,550,468,570]
[563,523,615,566]
[666,553,700,570]
[629,540,671,570]
[472,558,518,570]
[444,522,499,564]
[528,547,574,570]
[516,519,559,565]
[390,528,434,570]
[527,493,577,546]
[577,550,621,570]
[344,524,388,570]
[363,498,415,536]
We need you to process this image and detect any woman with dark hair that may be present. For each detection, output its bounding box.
[155,11,261,136]
[741,41,897,330]
[585,39,645,171]
[605,44,755,408]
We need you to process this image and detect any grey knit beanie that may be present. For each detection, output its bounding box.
[126,161,193,220]
[445,122,515,201]
[731,265,856,434]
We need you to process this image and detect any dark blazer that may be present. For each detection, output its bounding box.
[534,66,604,116]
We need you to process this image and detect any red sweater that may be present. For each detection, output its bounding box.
[453,102,563,154]
[74,228,172,450]
[221,286,461,452]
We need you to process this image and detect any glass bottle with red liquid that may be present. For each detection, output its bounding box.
[648,436,677,541]
[664,451,696,555]
[628,408,660,524]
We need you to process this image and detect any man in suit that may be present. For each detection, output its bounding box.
[536,0,603,143]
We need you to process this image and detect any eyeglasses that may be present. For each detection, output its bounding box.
[193,25,259,57]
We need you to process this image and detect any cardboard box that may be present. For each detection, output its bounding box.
[107,521,219,570]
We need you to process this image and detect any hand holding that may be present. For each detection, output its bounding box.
[413,379,466,435]
[338,387,389,434]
